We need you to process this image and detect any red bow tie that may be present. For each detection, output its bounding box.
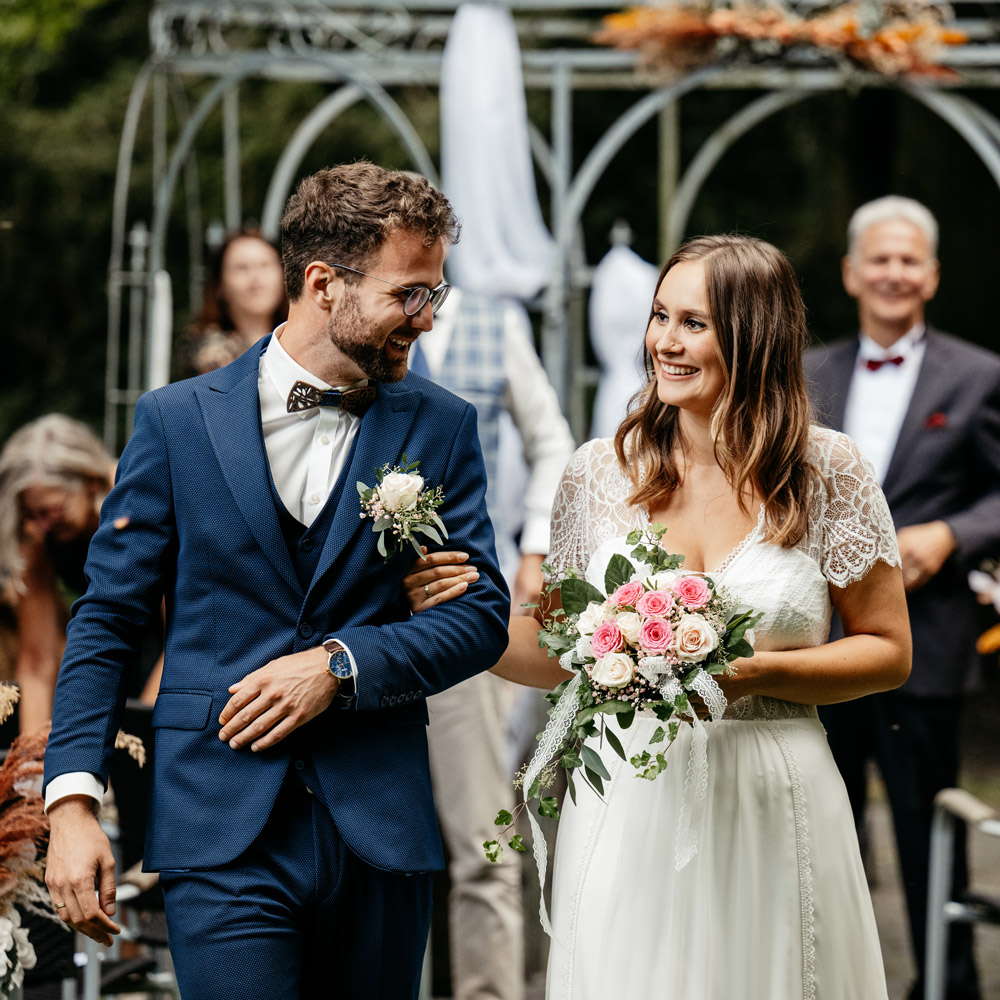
[864,356,905,371]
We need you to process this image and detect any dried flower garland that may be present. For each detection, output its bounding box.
[594,1,968,78]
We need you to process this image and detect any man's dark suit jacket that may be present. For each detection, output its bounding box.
[805,327,1000,697]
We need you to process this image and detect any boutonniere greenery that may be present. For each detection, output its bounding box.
[358,455,448,561]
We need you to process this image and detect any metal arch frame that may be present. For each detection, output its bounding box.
[142,50,440,391]
[260,85,366,240]
[107,3,1000,449]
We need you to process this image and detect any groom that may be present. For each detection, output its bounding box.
[43,163,510,998]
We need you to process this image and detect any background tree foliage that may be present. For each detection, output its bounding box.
[2,0,999,448]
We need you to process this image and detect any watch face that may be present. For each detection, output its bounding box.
[328,650,353,680]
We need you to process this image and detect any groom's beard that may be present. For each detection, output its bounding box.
[326,289,408,384]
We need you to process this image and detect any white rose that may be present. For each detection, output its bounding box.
[377,472,424,512]
[637,655,671,681]
[575,633,594,660]
[0,916,13,956]
[13,925,34,971]
[674,613,720,663]
[590,651,635,688]
[615,611,642,645]
[647,571,678,590]
[576,600,611,636]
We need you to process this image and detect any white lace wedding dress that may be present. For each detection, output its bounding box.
[544,427,900,1000]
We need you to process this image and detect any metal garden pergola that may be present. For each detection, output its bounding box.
[106,0,1000,451]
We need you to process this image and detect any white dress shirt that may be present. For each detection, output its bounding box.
[420,290,575,558]
[45,331,362,811]
[842,324,927,486]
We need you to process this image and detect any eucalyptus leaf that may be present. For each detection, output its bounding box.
[416,524,443,545]
[372,517,393,532]
[377,532,388,558]
[357,481,370,497]
[617,708,635,730]
[408,536,425,559]
[583,766,605,797]
[604,724,626,761]
[581,744,611,780]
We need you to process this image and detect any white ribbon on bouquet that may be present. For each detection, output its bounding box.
[521,664,726,933]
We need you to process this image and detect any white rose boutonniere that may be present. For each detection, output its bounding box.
[359,455,448,561]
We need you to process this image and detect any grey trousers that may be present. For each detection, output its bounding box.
[428,671,525,1000]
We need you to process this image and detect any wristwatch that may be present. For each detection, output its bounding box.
[323,638,357,707]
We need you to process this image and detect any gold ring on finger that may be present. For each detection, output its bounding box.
[423,584,431,598]
[54,902,67,910]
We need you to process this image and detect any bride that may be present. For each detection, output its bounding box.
[405,234,911,999]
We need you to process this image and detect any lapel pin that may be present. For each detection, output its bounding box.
[924,411,948,430]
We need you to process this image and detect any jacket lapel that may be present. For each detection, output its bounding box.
[881,329,950,502]
[308,380,422,596]
[813,339,857,430]
[194,339,302,596]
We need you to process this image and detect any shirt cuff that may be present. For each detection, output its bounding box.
[44,772,105,813]
[519,520,551,557]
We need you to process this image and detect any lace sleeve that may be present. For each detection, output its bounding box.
[810,427,900,588]
[544,442,596,582]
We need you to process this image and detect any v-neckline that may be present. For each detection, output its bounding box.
[639,502,766,577]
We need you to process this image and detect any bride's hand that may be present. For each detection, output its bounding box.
[687,658,755,719]
[403,548,479,613]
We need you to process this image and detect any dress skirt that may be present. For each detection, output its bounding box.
[545,709,889,1000]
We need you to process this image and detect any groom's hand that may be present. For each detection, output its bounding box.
[45,797,121,946]
[219,647,337,751]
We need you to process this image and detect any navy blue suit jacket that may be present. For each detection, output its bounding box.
[43,339,510,873]
[805,327,1000,696]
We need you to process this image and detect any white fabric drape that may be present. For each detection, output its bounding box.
[440,3,555,299]
[588,245,659,438]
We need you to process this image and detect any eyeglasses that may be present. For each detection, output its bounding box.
[329,262,451,317]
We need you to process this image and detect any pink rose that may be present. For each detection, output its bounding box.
[674,575,711,609]
[611,580,644,608]
[591,621,624,658]
[635,589,675,619]
[639,618,674,655]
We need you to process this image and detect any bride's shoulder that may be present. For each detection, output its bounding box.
[805,424,871,475]
[563,437,618,476]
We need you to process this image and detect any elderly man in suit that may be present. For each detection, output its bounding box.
[805,195,1000,1000]
[42,163,510,999]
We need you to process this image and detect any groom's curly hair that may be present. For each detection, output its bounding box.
[615,234,816,548]
[280,162,460,300]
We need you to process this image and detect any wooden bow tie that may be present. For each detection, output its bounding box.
[286,380,376,416]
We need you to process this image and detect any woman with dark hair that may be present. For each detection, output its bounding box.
[404,235,910,998]
[185,229,287,375]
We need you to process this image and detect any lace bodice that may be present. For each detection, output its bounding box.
[547,426,900,679]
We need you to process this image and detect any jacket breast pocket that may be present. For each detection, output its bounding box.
[151,690,214,731]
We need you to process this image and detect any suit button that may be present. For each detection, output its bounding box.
[299,623,314,639]
[389,695,398,707]
[380,695,389,708]
[294,760,305,771]
[300,538,314,552]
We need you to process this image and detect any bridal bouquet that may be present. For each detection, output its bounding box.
[485,524,761,871]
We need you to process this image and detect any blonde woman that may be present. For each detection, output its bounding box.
[405,236,911,998]
[0,415,116,730]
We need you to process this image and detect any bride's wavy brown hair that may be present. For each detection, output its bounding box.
[614,234,815,547]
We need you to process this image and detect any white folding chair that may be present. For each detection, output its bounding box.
[925,787,1000,1000]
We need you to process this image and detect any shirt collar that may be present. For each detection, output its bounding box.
[857,323,926,363]
[261,326,370,420]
